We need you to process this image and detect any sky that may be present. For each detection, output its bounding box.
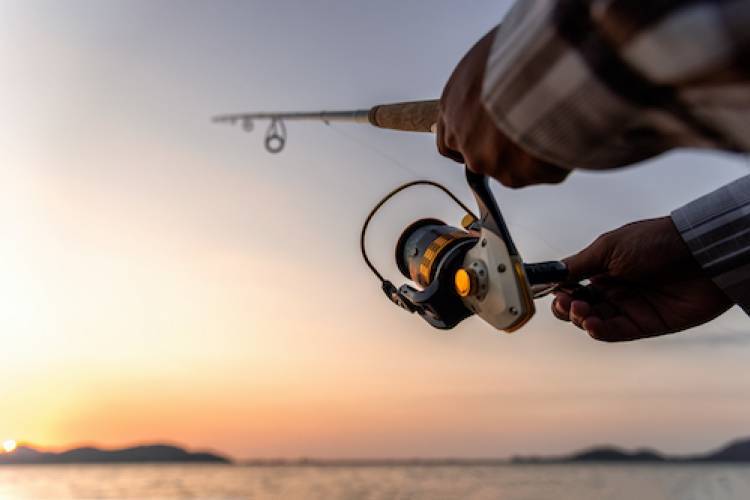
[1,0,750,460]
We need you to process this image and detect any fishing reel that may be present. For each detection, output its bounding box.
[362,168,577,332]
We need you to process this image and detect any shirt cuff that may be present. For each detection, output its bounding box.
[671,175,750,314]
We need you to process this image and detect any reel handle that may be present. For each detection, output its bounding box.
[524,261,603,304]
[556,282,605,305]
[524,261,568,285]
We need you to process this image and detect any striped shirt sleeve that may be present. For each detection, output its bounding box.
[671,175,750,313]
[479,0,750,311]
[481,0,750,170]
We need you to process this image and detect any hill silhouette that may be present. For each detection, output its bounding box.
[688,437,750,462]
[240,436,750,466]
[0,444,229,465]
[4,437,750,465]
[513,436,750,464]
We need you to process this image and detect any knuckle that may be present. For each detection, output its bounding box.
[466,157,489,175]
[529,163,568,185]
[499,173,528,189]
[589,329,621,342]
[593,232,614,250]
[588,330,612,342]
[545,164,570,181]
[551,306,569,322]
[437,133,462,162]
[495,162,537,188]
[443,130,461,151]
[545,171,568,184]
[436,140,449,157]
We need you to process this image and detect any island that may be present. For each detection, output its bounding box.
[239,436,750,466]
[0,444,230,465]
[4,436,750,466]
[512,436,750,464]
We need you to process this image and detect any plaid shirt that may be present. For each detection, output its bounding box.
[482,0,750,312]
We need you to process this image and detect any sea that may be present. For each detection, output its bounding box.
[0,463,749,499]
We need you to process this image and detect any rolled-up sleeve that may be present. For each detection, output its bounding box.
[671,175,750,313]
[479,0,750,313]
[482,0,750,170]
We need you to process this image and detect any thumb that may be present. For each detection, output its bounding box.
[563,235,611,282]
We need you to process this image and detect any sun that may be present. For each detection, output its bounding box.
[2,440,16,453]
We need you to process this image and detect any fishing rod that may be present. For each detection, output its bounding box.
[213,99,591,333]
[213,100,439,153]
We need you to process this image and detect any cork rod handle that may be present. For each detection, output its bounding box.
[368,100,439,133]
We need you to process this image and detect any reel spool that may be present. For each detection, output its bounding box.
[395,218,478,289]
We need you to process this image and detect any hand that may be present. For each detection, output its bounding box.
[553,217,732,341]
[437,28,570,188]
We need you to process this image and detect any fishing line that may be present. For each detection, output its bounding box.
[213,100,583,331]
[329,122,570,258]
[506,220,569,257]
[325,122,425,179]
[214,99,575,262]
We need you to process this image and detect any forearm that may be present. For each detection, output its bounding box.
[671,175,750,314]
[482,0,750,170]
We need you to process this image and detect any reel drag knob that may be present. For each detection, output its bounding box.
[454,268,476,298]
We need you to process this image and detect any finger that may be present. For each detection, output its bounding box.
[436,119,465,164]
[570,300,593,329]
[606,291,668,335]
[588,299,621,320]
[586,278,667,333]
[475,152,530,188]
[589,275,623,287]
[587,277,639,308]
[562,236,611,283]
[531,163,571,185]
[551,293,572,321]
[581,316,605,337]
[493,162,571,189]
[492,169,533,189]
[580,281,667,339]
[585,315,644,342]
[554,286,609,323]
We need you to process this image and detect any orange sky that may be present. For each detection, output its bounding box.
[2,1,750,460]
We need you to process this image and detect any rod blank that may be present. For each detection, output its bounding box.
[212,99,439,153]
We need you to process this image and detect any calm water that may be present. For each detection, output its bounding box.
[0,464,749,499]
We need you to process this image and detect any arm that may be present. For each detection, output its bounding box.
[551,175,750,340]
[672,175,750,314]
[439,1,750,336]
[483,0,749,170]
[551,216,733,341]
[439,0,750,184]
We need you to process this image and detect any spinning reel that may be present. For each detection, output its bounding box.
[214,99,588,331]
[362,168,580,332]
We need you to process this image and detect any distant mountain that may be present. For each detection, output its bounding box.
[689,438,750,462]
[7,437,750,466]
[567,447,664,462]
[512,447,665,464]
[0,444,229,465]
[513,437,750,464]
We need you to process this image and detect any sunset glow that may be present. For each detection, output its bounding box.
[1,0,749,462]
